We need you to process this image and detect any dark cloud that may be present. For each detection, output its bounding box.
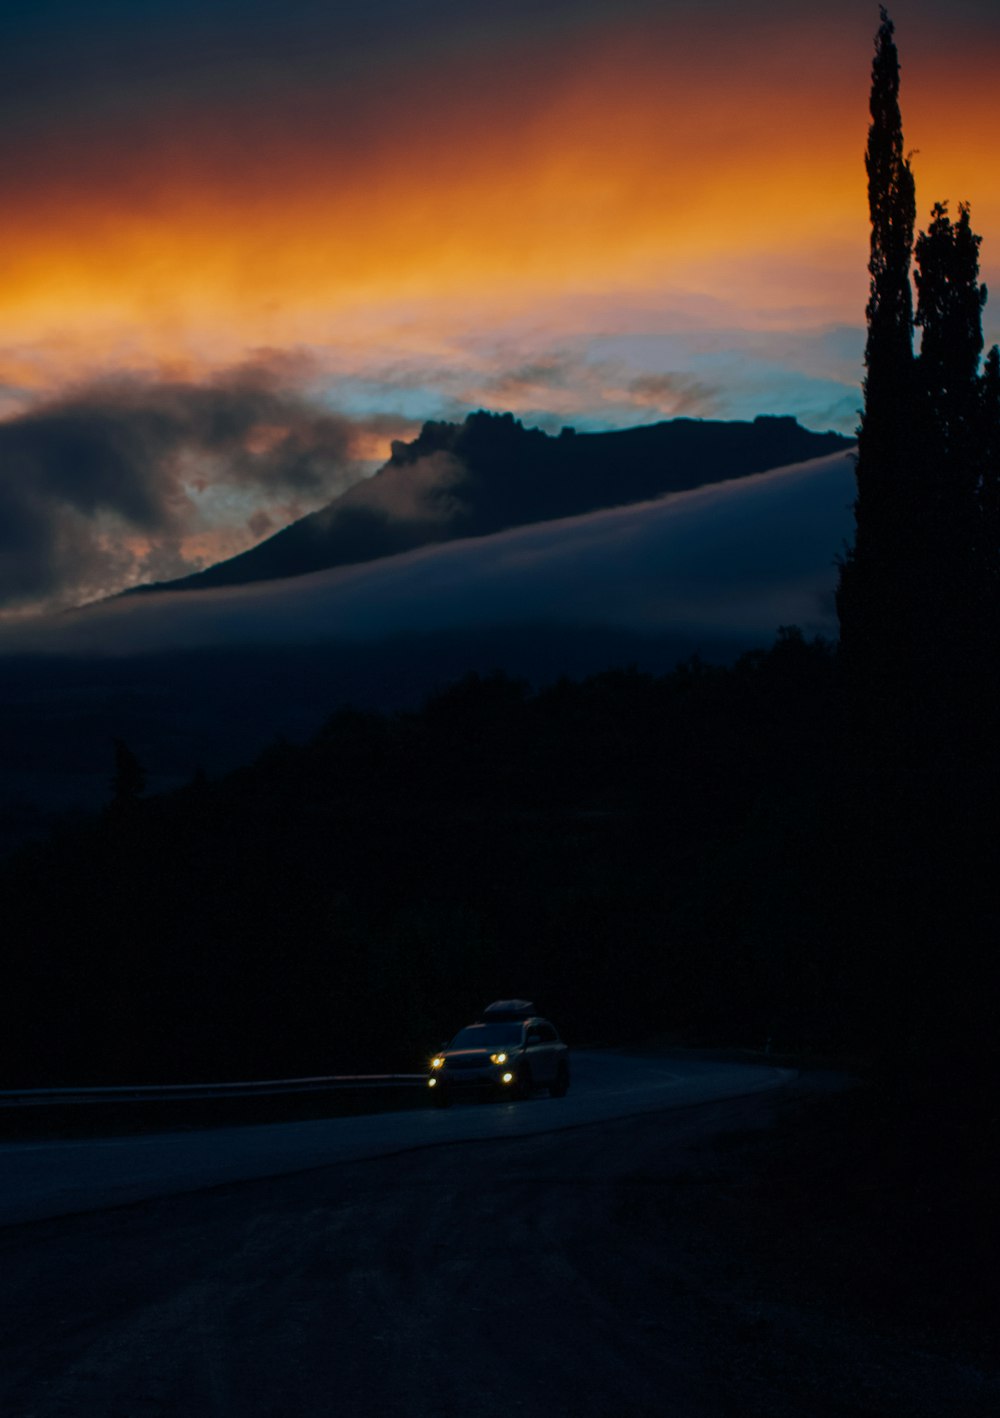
[0,360,388,610]
[626,373,719,417]
[485,355,580,397]
[431,347,725,428]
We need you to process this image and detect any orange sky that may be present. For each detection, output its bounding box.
[1,6,997,395]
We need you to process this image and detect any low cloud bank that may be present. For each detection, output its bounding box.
[0,451,857,660]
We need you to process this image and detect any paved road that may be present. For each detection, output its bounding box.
[2,1058,991,1418]
[0,1052,791,1227]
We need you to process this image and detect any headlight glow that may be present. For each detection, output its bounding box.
[501,1072,514,1084]
[430,1056,445,1069]
[428,1077,437,1088]
[490,1052,508,1064]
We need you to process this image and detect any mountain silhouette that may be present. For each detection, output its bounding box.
[128,412,853,596]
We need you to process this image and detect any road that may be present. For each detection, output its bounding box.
[0,1051,789,1228]
[2,1053,995,1418]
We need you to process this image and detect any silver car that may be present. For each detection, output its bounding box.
[427,1001,570,1104]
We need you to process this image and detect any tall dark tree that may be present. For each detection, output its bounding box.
[915,202,987,481]
[837,8,917,671]
[863,8,916,398]
[839,12,997,708]
[912,202,990,648]
[109,737,145,812]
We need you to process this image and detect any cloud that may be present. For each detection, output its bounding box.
[478,354,585,405]
[399,346,725,429]
[0,450,857,659]
[0,359,393,612]
[625,373,719,417]
[329,450,466,527]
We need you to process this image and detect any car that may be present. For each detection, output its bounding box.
[427,1000,570,1105]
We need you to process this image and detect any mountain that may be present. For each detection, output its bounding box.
[0,449,855,854]
[128,411,853,595]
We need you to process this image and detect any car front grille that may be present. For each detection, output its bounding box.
[446,1055,489,1070]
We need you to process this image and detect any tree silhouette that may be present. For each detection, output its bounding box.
[110,737,145,811]
[912,202,990,656]
[836,7,916,676]
[838,11,997,719]
[915,203,987,456]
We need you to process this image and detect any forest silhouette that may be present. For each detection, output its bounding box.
[1,12,997,1165]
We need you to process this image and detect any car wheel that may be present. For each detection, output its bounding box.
[515,1065,533,1100]
[549,1062,569,1098]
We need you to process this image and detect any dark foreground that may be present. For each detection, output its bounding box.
[1,1082,996,1418]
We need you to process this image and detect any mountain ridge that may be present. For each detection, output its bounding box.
[127,411,853,596]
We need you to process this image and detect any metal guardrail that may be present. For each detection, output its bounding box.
[0,1074,428,1109]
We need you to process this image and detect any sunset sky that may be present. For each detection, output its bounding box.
[2,0,999,610]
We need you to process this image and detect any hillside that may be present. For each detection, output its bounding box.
[2,630,995,1097]
[129,412,853,595]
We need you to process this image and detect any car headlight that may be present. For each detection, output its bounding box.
[490,1052,508,1064]
[500,1071,515,1084]
[430,1056,445,1070]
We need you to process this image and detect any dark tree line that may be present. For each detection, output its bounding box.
[0,641,846,1087]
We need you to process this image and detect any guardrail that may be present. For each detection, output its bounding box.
[0,1074,428,1110]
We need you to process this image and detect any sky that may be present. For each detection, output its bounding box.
[1,0,999,613]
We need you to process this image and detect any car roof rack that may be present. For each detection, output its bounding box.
[478,999,535,1022]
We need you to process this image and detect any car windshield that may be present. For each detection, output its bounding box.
[449,1024,521,1048]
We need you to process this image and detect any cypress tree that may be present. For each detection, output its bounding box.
[863,8,916,406]
[912,201,989,650]
[837,8,917,670]
[915,202,987,482]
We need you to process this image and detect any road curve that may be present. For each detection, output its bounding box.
[0,1051,793,1228]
